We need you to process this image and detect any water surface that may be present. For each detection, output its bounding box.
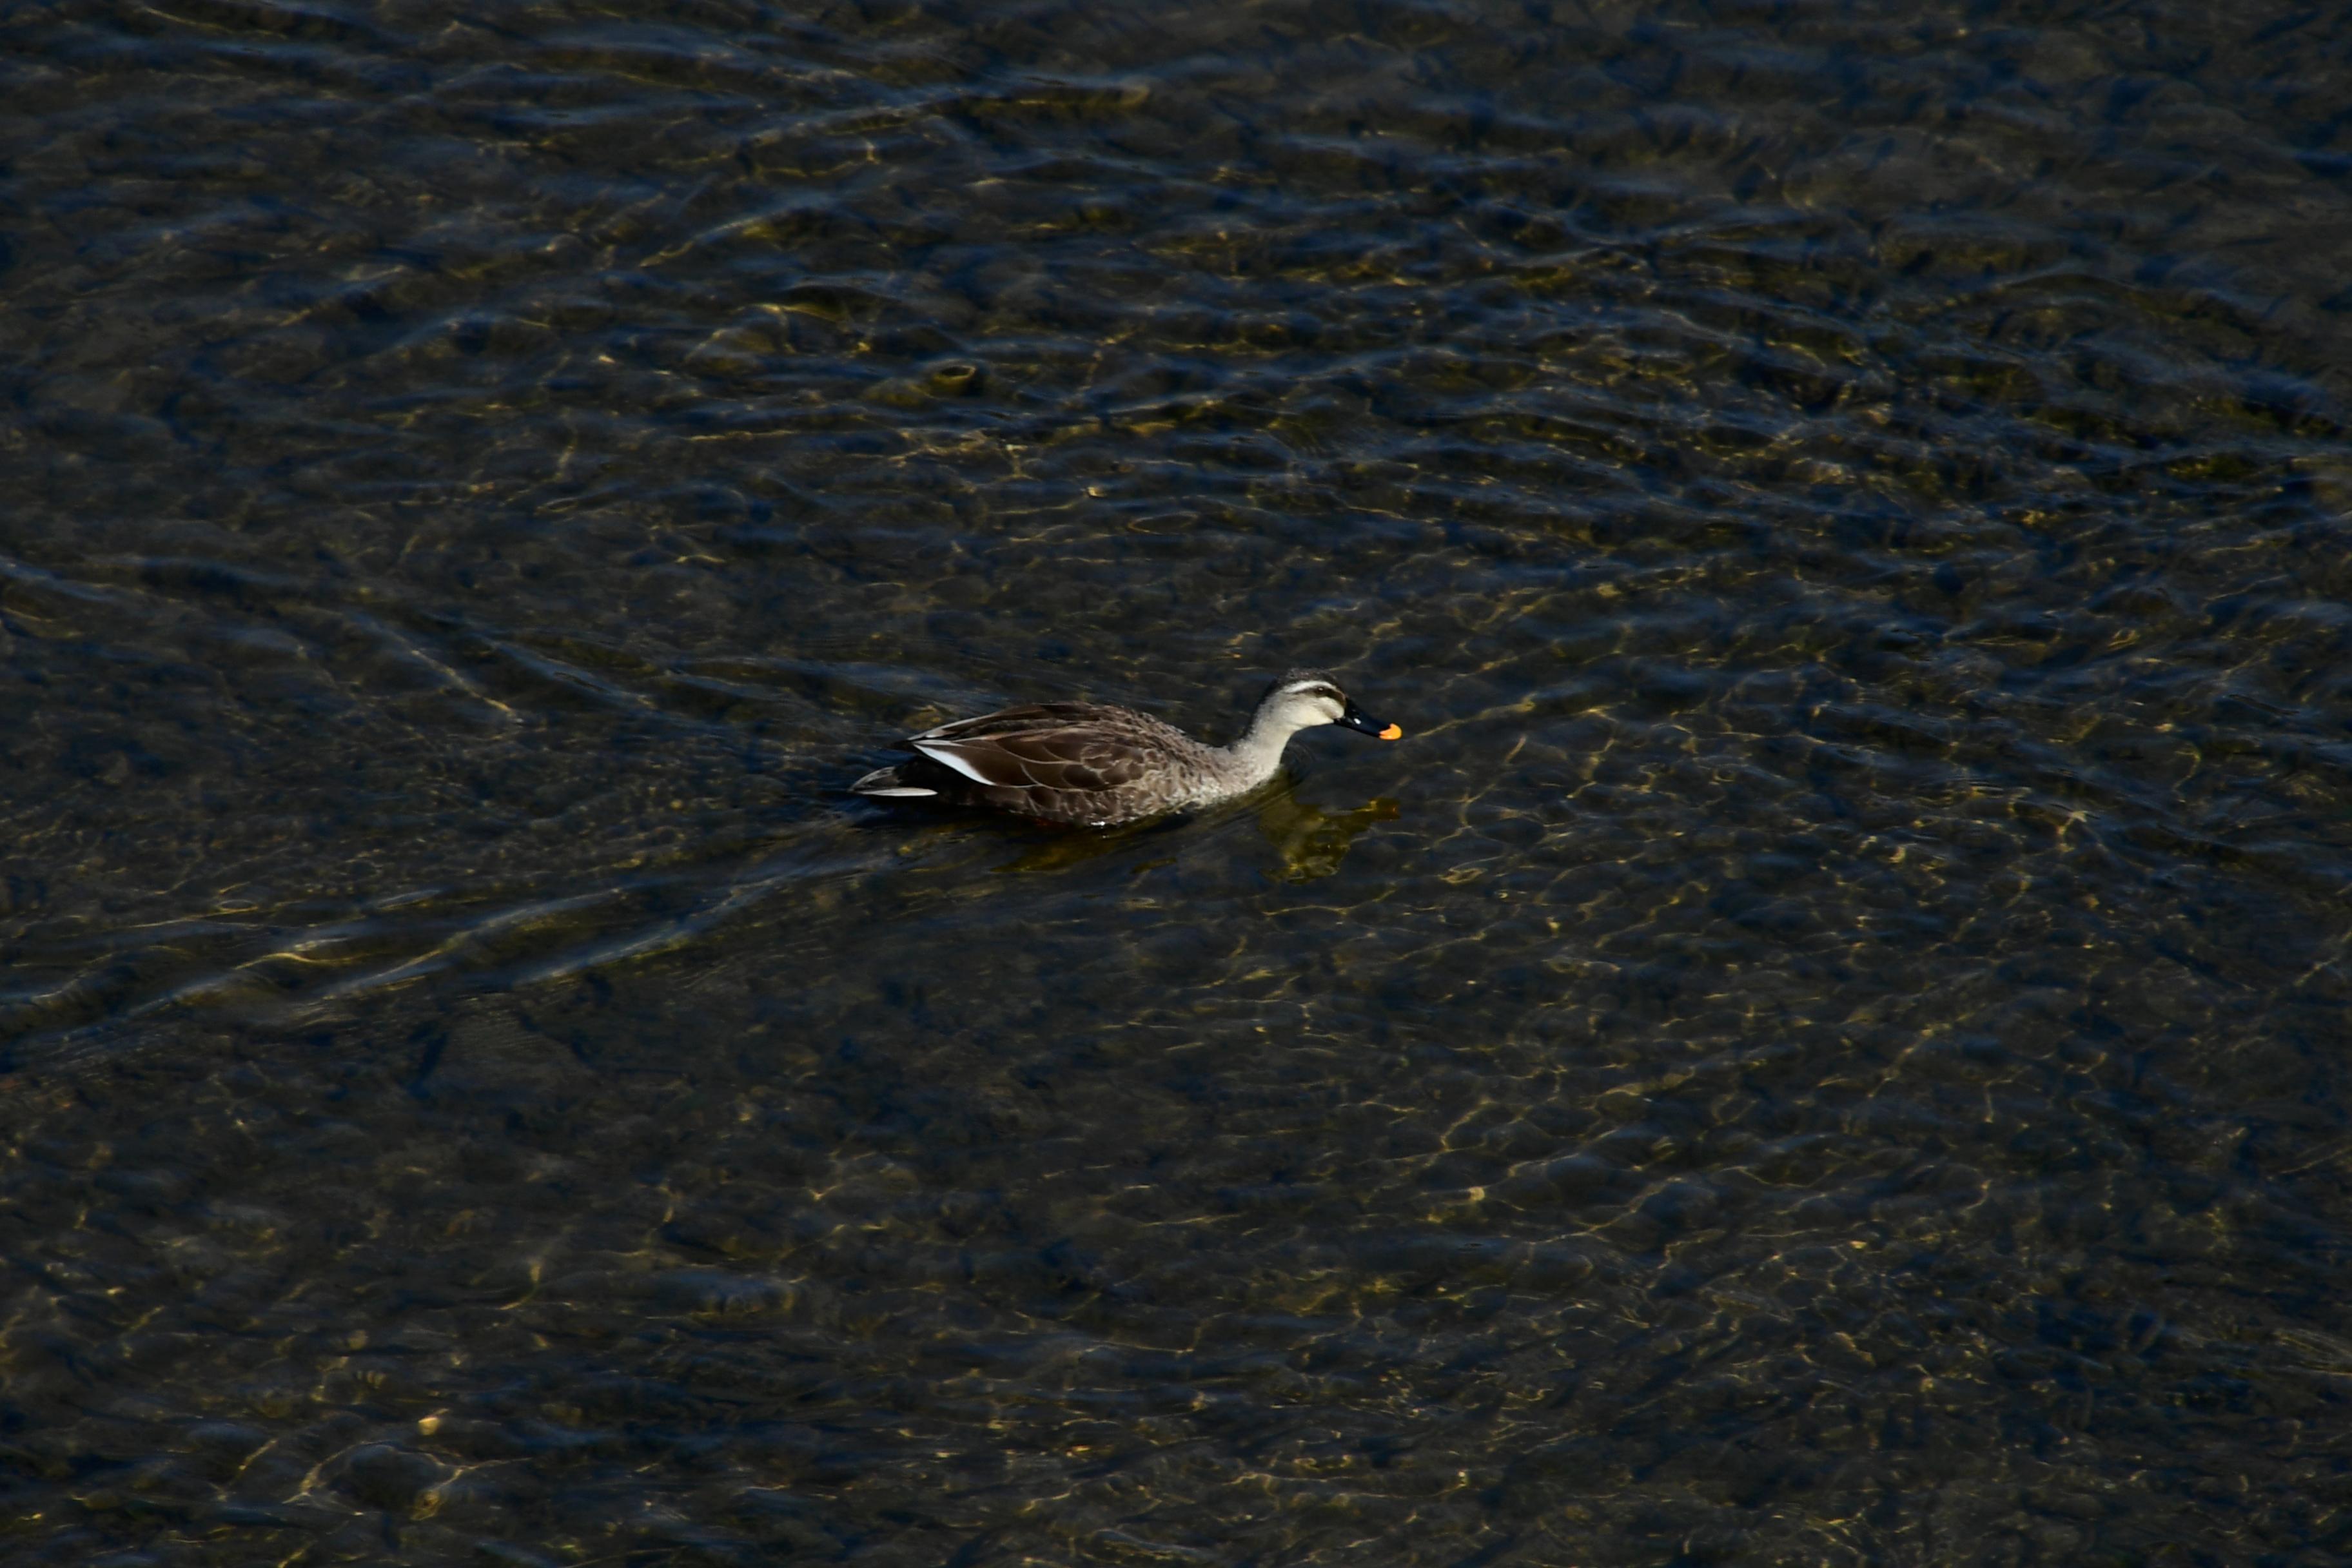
[5,2,2352,1563]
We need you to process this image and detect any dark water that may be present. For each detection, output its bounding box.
[6,1,2352,1562]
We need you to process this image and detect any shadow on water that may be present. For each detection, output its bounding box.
[1258,787,1402,884]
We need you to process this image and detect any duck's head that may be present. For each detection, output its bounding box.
[1259,669,1403,741]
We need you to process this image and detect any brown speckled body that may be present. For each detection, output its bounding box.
[851,671,1397,827]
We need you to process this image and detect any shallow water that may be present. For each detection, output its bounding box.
[5,1,2351,1563]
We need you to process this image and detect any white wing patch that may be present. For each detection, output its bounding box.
[912,740,997,784]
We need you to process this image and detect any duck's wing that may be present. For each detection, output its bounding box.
[903,704,1168,796]
[906,703,1109,747]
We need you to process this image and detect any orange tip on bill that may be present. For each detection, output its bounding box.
[1379,723,1404,740]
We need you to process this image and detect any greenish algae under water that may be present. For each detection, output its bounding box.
[3,1,2351,1564]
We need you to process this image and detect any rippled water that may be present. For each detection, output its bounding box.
[6,2,2352,1563]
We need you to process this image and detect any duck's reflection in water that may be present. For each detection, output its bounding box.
[984,779,1398,880]
[1256,789,1398,883]
[990,813,1189,875]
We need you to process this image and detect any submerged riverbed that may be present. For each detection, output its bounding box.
[5,1,2351,1563]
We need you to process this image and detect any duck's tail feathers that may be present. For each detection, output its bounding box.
[852,765,938,798]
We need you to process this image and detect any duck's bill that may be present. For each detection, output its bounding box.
[1340,706,1404,741]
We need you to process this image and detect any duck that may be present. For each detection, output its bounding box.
[851,669,1402,827]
